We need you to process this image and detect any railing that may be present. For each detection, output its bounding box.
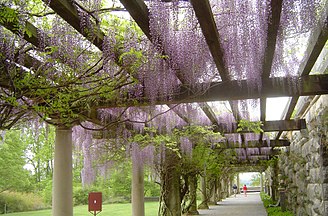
[240,186,261,193]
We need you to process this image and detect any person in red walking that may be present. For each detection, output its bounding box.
[243,184,247,197]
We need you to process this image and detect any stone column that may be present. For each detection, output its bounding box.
[187,175,199,214]
[225,178,229,197]
[132,157,144,216]
[272,162,278,201]
[221,178,226,199]
[237,173,240,194]
[278,179,286,212]
[260,172,264,192]
[53,127,73,216]
[209,178,217,205]
[198,175,209,209]
[228,177,232,197]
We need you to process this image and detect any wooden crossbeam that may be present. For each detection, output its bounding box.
[189,0,239,136]
[260,0,283,140]
[119,0,151,40]
[167,105,191,124]
[261,0,283,80]
[189,0,229,81]
[199,102,219,126]
[215,119,306,133]
[119,0,224,128]
[220,139,290,148]
[0,7,40,47]
[97,74,328,107]
[276,14,328,140]
[43,0,105,50]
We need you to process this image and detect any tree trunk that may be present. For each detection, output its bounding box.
[159,150,181,216]
[208,178,217,205]
[186,175,199,215]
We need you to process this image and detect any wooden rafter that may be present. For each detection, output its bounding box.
[43,0,105,50]
[276,14,328,139]
[167,105,191,124]
[119,0,224,129]
[260,0,283,140]
[221,139,290,148]
[189,0,238,132]
[189,0,229,81]
[119,0,151,40]
[97,74,328,108]
[214,119,306,134]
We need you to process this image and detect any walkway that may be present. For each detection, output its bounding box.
[198,192,267,216]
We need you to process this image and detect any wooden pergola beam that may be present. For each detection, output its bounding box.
[220,139,290,148]
[0,7,40,46]
[260,0,283,138]
[189,0,229,81]
[215,119,306,134]
[43,0,105,50]
[119,0,224,128]
[189,0,239,135]
[276,14,328,139]
[199,102,219,127]
[261,0,283,80]
[119,0,151,40]
[97,74,328,108]
[167,105,191,124]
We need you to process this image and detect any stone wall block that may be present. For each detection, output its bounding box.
[299,137,309,146]
[302,143,311,158]
[309,168,321,183]
[323,184,328,201]
[277,95,328,215]
[310,153,321,168]
[321,146,328,167]
[310,139,321,154]
[294,163,301,172]
[296,207,306,216]
[323,168,328,184]
[324,201,328,215]
[308,184,322,200]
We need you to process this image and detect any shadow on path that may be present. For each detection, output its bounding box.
[198,192,267,216]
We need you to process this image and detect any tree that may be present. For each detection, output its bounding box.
[250,173,261,186]
[0,130,31,193]
[23,121,55,184]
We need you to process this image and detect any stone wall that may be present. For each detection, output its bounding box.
[266,95,328,216]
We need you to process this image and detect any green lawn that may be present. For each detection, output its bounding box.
[6,202,159,216]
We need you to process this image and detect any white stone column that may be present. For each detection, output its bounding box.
[260,172,264,192]
[132,156,144,216]
[52,127,73,216]
[237,173,240,194]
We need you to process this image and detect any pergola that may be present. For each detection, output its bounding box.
[0,0,327,215]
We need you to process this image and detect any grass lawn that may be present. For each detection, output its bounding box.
[6,202,159,216]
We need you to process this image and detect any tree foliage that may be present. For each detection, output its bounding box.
[0,130,31,193]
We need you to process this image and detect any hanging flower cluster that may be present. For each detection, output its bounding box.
[148,0,217,90]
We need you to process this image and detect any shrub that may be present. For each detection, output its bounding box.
[40,179,53,205]
[0,191,47,214]
[260,192,294,216]
[144,180,160,197]
[73,184,111,206]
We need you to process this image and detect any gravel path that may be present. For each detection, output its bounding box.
[198,192,267,216]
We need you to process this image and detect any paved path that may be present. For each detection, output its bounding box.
[198,192,267,216]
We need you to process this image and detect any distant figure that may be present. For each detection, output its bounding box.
[243,184,247,197]
[232,184,238,197]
